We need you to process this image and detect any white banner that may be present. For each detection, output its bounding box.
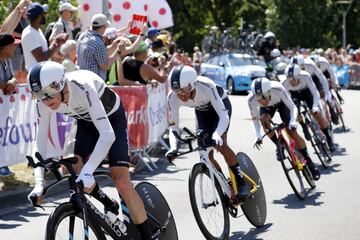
[0,85,37,167]
[146,83,168,143]
[0,84,167,167]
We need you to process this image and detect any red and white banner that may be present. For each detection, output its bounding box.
[112,86,149,149]
[77,0,174,30]
[0,84,168,167]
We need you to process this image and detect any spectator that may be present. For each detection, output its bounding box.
[339,48,351,64]
[0,33,22,178]
[0,0,30,33]
[192,46,202,74]
[60,39,78,72]
[121,41,166,86]
[106,25,147,85]
[76,13,122,80]
[21,2,64,71]
[333,56,350,88]
[144,27,159,48]
[49,2,78,43]
[150,39,165,54]
[11,11,28,84]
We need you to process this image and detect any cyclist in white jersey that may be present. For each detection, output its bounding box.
[165,65,251,203]
[283,64,336,152]
[28,61,155,239]
[248,77,320,180]
[290,55,331,101]
[311,54,341,125]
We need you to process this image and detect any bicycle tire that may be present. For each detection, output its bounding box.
[302,165,316,189]
[279,143,306,200]
[46,202,106,240]
[335,104,346,131]
[188,163,230,240]
[237,152,267,228]
[307,122,332,168]
[135,182,178,240]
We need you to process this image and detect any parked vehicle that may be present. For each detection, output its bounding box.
[200,53,266,94]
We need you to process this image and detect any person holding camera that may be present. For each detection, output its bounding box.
[120,41,167,86]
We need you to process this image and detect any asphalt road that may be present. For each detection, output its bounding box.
[0,89,359,240]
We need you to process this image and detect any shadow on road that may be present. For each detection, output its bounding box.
[331,145,348,156]
[272,191,324,209]
[333,127,351,134]
[319,163,341,175]
[0,207,48,230]
[229,223,273,240]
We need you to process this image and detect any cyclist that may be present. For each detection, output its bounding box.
[257,31,281,64]
[283,64,336,152]
[290,55,331,102]
[248,77,320,180]
[310,54,340,125]
[165,65,251,203]
[28,61,155,240]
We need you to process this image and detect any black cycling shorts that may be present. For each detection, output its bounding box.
[289,88,314,110]
[74,103,130,168]
[311,74,324,92]
[260,102,291,126]
[195,97,232,145]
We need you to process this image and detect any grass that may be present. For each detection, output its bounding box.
[0,163,56,192]
[0,163,34,192]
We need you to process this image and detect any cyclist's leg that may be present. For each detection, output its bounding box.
[259,106,278,146]
[108,104,153,240]
[74,119,119,212]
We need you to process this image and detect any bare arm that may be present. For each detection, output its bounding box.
[140,64,166,83]
[117,58,140,86]
[31,45,58,62]
[0,0,30,33]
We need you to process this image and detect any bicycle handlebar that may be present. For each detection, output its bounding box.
[260,122,286,140]
[26,152,78,172]
[171,127,216,158]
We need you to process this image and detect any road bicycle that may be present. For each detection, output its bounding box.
[297,101,332,168]
[170,127,266,240]
[26,152,178,240]
[260,122,316,200]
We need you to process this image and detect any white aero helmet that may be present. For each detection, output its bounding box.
[28,61,66,100]
[251,77,272,100]
[290,55,304,66]
[284,64,301,79]
[310,54,320,66]
[169,65,198,91]
[270,48,281,58]
[264,31,275,39]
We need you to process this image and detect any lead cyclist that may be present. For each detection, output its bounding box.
[27,61,156,240]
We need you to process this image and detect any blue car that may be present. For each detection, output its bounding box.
[200,53,266,94]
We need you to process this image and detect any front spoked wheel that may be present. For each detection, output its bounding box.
[188,163,230,240]
[279,144,306,200]
[46,202,106,240]
[135,182,178,240]
[237,152,267,227]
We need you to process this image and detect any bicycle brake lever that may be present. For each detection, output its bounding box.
[29,195,45,211]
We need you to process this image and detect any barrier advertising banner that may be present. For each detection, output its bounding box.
[112,86,149,149]
[0,84,167,167]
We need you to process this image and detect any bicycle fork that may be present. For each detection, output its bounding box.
[198,150,232,208]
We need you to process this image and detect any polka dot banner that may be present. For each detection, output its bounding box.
[76,0,173,30]
[77,0,103,31]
